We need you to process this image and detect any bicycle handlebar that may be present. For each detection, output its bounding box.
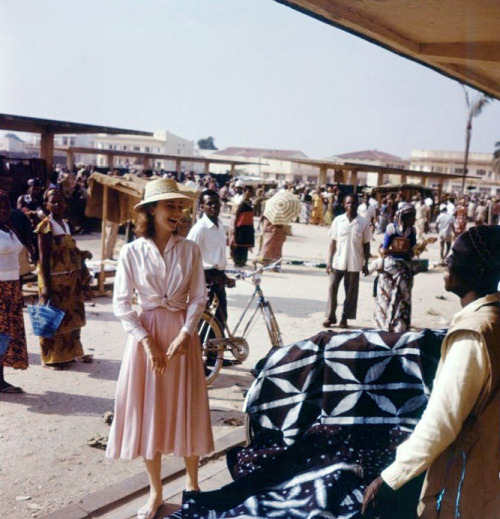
[226,259,282,282]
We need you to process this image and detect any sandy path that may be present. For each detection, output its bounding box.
[1,218,460,518]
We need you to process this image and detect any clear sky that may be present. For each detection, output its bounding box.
[1,0,499,159]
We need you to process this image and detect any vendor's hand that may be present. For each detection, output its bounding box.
[81,250,93,260]
[361,476,384,515]
[362,264,369,276]
[326,264,332,274]
[225,277,236,288]
[141,336,166,375]
[166,331,190,360]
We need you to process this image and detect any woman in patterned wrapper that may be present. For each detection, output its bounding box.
[106,178,214,519]
[375,203,417,332]
[36,188,92,370]
[0,190,29,393]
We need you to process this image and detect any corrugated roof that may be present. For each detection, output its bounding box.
[215,147,308,159]
[333,149,404,161]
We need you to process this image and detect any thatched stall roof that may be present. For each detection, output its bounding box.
[85,172,198,224]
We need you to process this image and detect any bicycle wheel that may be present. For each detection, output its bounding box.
[261,301,284,348]
[198,310,224,385]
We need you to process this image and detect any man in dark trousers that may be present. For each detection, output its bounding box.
[187,189,235,327]
[324,194,371,329]
[362,225,500,519]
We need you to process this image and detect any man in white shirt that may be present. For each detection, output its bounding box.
[324,194,371,329]
[362,225,500,519]
[187,190,235,327]
[436,205,455,262]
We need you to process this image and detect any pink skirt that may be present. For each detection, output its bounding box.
[106,308,214,460]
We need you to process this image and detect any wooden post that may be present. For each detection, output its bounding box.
[66,150,74,171]
[318,165,327,186]
[175,159,182,177]
[143,156,151,171]
[40,132,54,171]
[230,163,236,176]
[204,161,210,175]
[376,171,384,186]
[98,185,109,294]
[350,169,358,188]
[107,154,115,170]
[400,173,408,184]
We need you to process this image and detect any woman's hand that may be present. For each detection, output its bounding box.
[166,331,190,360]
[140,336,166,375]
[39,287,51,306]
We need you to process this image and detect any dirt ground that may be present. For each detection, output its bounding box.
[1,216,461,518]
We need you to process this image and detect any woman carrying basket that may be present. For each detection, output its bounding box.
[0,190,28,393]
[106,178,213,519]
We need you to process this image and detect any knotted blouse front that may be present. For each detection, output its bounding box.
[113,235,207,341]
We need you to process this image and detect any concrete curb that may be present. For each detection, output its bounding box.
[39,428,246,519]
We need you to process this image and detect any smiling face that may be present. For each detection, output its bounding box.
[201,194,221,220]
[149,199,187,233]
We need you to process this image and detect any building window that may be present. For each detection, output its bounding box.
[133,146,140,151]
[145,147,150,152]
[70,137,76,146]
[455,167,464,174]
[123,145,128,151]
[477,169,486,176]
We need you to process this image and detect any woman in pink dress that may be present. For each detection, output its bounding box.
[106,179,214,519]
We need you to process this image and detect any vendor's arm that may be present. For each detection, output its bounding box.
[182,244,207,336]
[362,220,371,275]
[382,331,487,489]
[113,246,148,342]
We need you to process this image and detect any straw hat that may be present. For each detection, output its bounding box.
[134,178,192,210]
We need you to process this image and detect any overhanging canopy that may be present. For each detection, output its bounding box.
[274,0,500,100]
[0,113,153,136]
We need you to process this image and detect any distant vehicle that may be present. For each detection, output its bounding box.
[368,183,434,203]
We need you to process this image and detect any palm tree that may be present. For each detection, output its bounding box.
[461,86,493,193]
[493,141,500,176]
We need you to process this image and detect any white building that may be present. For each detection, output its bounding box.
[409,149,498,194]
[28,130,196,170]
[207,147,318,183]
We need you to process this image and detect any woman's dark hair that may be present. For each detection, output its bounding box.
[134,203,157,238]
[43,188,64,203]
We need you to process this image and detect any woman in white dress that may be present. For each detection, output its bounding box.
[106,179,213,519]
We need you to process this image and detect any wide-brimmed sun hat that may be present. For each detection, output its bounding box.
[134,178,192,211]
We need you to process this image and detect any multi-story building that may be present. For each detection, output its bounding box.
[409,149,498,194]
[207,147,318,183]
[28,130,197,171]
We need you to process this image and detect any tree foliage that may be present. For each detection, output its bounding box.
[197,136,218,150]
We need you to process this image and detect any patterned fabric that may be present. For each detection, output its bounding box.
[257,218,286,265]
[173,329,443,519]
[0,280,28,369]
[375,257,414,332]
[36,219,86,364]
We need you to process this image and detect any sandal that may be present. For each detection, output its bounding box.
[0,384,24,394]
[77,354,93,363]
[137,503,161,519]
[322,319,336,328]
[43,362,70,371]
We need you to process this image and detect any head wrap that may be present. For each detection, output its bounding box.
[456,225,500,275]
[394,203,416,235]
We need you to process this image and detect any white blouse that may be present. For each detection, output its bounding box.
[0,229,23,281]
[113,235,207,341]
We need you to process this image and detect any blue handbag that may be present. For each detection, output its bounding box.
[27,302,65,338]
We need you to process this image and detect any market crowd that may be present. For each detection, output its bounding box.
[1,167,500,519]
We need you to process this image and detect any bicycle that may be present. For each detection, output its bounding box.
[198,260,284,385]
